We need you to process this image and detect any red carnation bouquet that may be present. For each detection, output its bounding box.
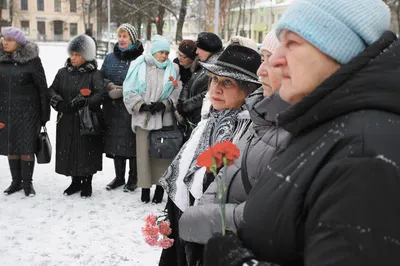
[142,213,174,249]
[197,140,240,235]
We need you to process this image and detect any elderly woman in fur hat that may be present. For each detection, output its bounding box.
[101,23,144,193]
[158,44,261,266]
[49,34,104,199]
[0,27,50,197]
[123,34,182,204]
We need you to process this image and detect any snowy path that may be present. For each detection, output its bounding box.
[0,42,169,266]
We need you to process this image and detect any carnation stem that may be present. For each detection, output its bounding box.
[219,160,229,236]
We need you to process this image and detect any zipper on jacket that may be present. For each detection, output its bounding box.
[7,63,16,153]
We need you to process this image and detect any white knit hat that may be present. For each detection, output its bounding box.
[261,30,280,53]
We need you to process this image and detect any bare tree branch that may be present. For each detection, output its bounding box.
[114,0,154,19]
[149,0,179,20]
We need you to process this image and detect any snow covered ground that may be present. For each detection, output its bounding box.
[0,42,176,266]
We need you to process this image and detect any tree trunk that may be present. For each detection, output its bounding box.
[241,0,246,36]
[397,1,400,34]
[156,5,165,35]
[146,21,152,40]
[236,0,243,35]
[175,0,187,43]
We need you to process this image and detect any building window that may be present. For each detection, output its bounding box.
[21,21,30,35]
[54,0,61,11]
[70,23,77,37]
[37,0,44,11]
[0,0,7,8]
[37,21,46,35]
[21,0,28,10]
[70,0,76,12]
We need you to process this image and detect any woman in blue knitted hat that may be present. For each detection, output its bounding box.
[123,35,182,204]
[203,0,400,265]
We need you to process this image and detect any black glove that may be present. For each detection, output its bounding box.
[203,231,255,266]
[71,94,87,109]
[139,103,153,113]
[151,102,166,113]
[176,101,184,114]
[56,101,74,113]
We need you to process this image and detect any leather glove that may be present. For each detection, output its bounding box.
[71,94,87,109]
[176,101,184,114]
[56,101,74,113]
[151,102,166,113]
[106,82,118,91]
[203,230,255,266]
[139,103,153,113]
[108,86,123,99]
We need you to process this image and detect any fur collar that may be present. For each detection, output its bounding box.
[0,41,39,64]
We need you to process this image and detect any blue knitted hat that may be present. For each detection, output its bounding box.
[151,35,170,54]
[276,0,391,64]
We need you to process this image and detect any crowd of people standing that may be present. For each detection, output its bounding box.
[1,0,400,265]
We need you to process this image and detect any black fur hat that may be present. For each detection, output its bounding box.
[196,32,222,53]
[67,34,96,61]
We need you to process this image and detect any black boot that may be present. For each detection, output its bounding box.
[63,177,82,196]
[124,157,138,192]
[81,175,93,198]
[4,159,22,195]
[106,157,126,190]
[21,160,35,197]
[141,188,150,203]
[152,185,164,204]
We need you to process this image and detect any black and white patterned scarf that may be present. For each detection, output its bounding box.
[159,108,251,212]
[65,58,97,73]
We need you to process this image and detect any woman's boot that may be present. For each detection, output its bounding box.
[4,158,22,195]
[63,177,82,195]
[124,157,138,192]
[141,188,150,203]
[81,175,93,198]
[21,160,35,197]
[152,185,164,204]
[106,157,126,190]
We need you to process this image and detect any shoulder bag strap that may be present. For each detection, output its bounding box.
[241,134,254,195]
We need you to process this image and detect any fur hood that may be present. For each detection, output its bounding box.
[0,41,39,64]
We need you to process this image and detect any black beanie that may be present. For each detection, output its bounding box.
[178,40,197,60]
[196,32,222,53]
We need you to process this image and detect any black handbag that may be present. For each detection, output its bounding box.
[148,104,184,159]
[78,104,104,136]
[36,126,52,164]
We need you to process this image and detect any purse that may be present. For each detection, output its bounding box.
[36,126,52,164]
[78,104,104,136]
[148,103,184,159]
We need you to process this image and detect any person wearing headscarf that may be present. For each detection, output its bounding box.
[123,35,182,204]
[0,27,50,197]
[49,34,104,199]
[101,23,144,193]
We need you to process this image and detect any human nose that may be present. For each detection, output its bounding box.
[257,61,269,77]
[270,46,287,69]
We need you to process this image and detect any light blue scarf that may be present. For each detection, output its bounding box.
[123,53,177,102]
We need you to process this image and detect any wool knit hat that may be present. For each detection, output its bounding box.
[196,32,222,53]
[150,35,170,54]
[2,27,27,46]
[261,30,279,53]
[67,34,96,61]
[200,44,261,85]
[178,40,197,60]
[117,23,139,43]
[275,0,391,64]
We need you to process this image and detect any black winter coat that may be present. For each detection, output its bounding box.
[0,42,50,155]
[179,53,220,125]
[239,32,400,266]
[101,42,143,158]
[49,60,104,176]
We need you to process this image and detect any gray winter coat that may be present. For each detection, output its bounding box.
[179,90,291,244]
